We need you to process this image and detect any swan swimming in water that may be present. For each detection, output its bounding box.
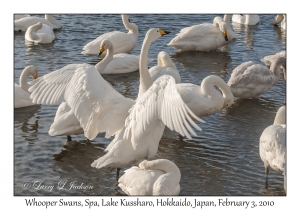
[25,22,55,44]
[259,105,286,188]
[14,14,62,31]
[81,14,138,57]
[95,39,153,74]
[177,75,234,118]
[273,14,286,30]
[227,56,286,99]
[232,14,259,25]
[149,51,181,83]
[15,65,38,108]
[168,14,236,51]
[118,159,181,195]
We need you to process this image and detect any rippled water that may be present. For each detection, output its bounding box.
[14,14,286,196]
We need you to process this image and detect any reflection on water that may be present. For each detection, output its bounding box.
[232,23,258,50]
[14,14,286,196]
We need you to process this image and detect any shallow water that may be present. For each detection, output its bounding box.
[14,14,286,196]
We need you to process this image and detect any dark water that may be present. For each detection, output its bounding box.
[14,14,286,196]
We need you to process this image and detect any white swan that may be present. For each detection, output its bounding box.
[261,51,286,68]
[259,105,286,187]
[232,14,259,25]
[227,56,286,99]
[81,15,138,57]
[168,15,236,51]
[118,159,180,195]
[25,22,55,44]
[95,39,153,74]
[149,51,181,83]
[14,14,62,32]
[14,14,30,20]
[29,29,203,177]
[177,75,234,117]
[273,14,286,30]
[15,65,38,108]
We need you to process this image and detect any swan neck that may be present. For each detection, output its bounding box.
[28,24,41,40]
[138,38,153,97]
[19,68,31,91]
[45,14,61,28]
[270,58,285,84]
[95,48,114,73]
[223,14,231,24]
[213,17,221,29]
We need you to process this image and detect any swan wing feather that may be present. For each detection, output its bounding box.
[124,75,204,149]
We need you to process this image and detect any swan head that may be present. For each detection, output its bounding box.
[98,39,112,57]
[219,23,228,41]
[272,14,284,25]
[145,28,170,43]
[222,96,234,109]
[26,65,38,79]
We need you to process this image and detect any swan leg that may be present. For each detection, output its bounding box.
[67,135,72,142]
[116,168,121,181]
[264,165,269,189]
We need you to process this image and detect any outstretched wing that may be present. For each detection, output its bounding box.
[64,65,135,139]
[29,64,88,105]
[124,75,204,149]
[29,63,134,140]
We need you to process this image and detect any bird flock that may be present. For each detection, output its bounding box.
[14,14,286,196]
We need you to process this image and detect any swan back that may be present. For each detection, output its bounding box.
[157,51,177,69]
[274,105,286,125]
[118,159,181,195]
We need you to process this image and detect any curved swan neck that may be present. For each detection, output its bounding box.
[28,23,42,41]
[201,75,232,101]
[122,15,138,37]
[45,14,62,27]
[138,37,154,97]
[19,67,32,91]
[141,160,180,178]
[158,54,177,69]
[270,57,286,84]
[95,46,114,73]
[213,17,223,29]
[274,106,286,125]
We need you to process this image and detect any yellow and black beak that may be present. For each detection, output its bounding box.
[158,29,170,36]
[98,45,105,57]
[34,72,38,79]
[222,104,227,110]
[223,31,228,41]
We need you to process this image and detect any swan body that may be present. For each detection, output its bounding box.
[25,22,55,44]
[149,51,181,83]
[232,14,259,25]
[89,29,204,170]
[29,28,203,170]
[168,15,236,51]
[118,159,181,195]
[14,14,62,31]
[14,14,30,20]
[176,75,234,117]
[96,39,153,74]
[15,65,38,108]
[260,106,286,186]
[227,56,286,99]
[273,14,286,30]
[81,15,138,57]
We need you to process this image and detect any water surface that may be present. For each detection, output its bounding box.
[14,14,286,196]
